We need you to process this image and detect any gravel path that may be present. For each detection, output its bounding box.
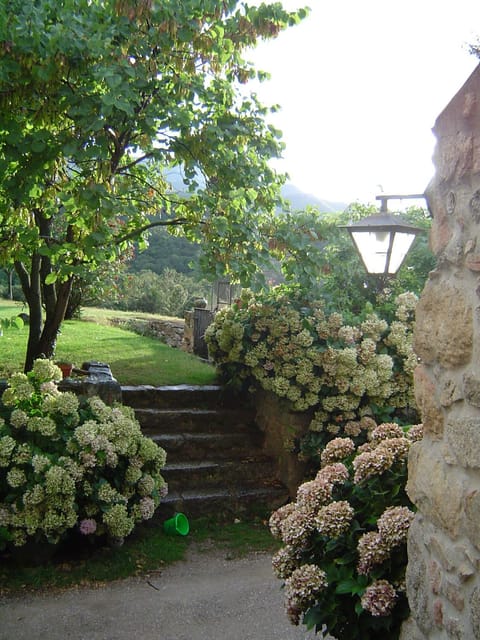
[0,546,318,640]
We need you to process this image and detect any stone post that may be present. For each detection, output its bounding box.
[402,65,480,639]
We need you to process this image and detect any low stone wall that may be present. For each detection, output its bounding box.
[253,389,311,498]
[108,317,185,349]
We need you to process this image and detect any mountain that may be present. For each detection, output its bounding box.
[281,183,346,213]
[163,168,346,213]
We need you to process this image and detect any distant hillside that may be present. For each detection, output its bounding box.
[129,182,346,276]
[163,168,346,213]
[281,184,346,213]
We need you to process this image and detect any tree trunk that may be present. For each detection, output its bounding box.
[15,252,73,371]
[3,268,14,300]
[35,278,73,364]
[20,275,73,372]
[14,211,76,371]
[15,258,43,373]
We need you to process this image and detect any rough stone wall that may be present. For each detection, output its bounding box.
[401,65,480,639]
[253,390,310,497]
[109,316,185,349]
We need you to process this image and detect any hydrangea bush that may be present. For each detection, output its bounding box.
[269,421,423,640]
[0,360,167,548]
[205,287,418,447]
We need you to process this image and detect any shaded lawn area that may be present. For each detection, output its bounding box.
[0,313,217,386]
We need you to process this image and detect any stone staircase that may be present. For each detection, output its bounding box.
[121,384,289,519]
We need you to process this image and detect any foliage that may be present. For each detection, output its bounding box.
[130,226,202,276]
[0,360,167,549]
[0,0,308,369]
[269,421,423,639]
[101,268,210,317]
[295,203,435,316]
[65,248,134,320]
[0,268,23,302]
[205,286,418,450]
[0,314,24,336]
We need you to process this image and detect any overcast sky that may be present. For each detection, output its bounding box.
[248,0,480,206]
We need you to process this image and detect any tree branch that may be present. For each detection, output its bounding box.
[112,217,193,245]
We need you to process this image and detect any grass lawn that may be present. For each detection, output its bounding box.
[0,300,217,386]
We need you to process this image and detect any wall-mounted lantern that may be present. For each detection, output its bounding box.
[343,194,425,276]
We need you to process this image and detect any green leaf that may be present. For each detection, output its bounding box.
[45,272,57,285]
[12,316,24,330]
[335,578,359,595]
[355,600,364,615]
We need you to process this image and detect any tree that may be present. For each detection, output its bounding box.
[265,203,435,318]
[104,268,210,317]
[0,0,307,370]
[310,203,435,318]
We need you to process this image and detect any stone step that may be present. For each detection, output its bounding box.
[121,384,288,519]
[134,407,256,435]
[162,457,278,492]
[156,485,289,519]
[122,384,248,411]
[152,431,263,462]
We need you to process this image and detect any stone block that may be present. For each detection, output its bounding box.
[407,444,466,537]
[464,490,480,551]
[426,188,454,256]
[446,418,480,468]
[441,577,465,611]
[414,279,473,368]
[434,130,474,184]
[406,516,433,635]
[429,533,476,579]
[399,617,429,640]
[470,585,480,639]
[433,599,444,627]
[444,616,462,640]
[440,378,464,407]
[429,559,442,595]
[414,365,444,438]
[463,544,480,570]
[465,253,480,271]
[463,372,480,407]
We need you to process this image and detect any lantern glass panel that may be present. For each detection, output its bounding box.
[351,230,391,274]
[388,232,417,273]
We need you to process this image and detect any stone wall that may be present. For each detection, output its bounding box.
[108,316,185,349]
[253,390,310,497]
[401,65,480,639]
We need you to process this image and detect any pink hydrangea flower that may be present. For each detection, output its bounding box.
[79,518,97,535]
[361,579,397,616]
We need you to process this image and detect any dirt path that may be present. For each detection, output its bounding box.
[0,546,318,640]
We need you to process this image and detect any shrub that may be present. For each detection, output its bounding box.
[269,421,423,640]
[205,286,418,450]
[0,360,167,548]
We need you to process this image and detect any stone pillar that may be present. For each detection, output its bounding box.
[402,65,480,639]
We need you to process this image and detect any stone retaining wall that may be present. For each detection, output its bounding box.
[401,65,480,639]
[108,317,185,349]
[253,390,310,497]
